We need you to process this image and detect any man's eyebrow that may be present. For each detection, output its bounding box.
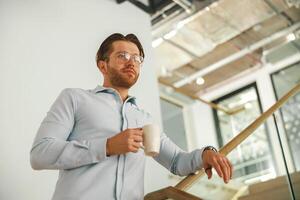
[115,51,126,54]
[115,51,139,55]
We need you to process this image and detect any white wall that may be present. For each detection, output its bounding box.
[183,101,218,151]
[0,0,166,199]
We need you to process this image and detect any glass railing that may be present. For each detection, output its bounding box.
[145,83,300,200]
[185,114,299,200]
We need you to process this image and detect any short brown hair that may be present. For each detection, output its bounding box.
[96,33,144,64]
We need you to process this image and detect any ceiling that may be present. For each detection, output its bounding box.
[117,0,300,101]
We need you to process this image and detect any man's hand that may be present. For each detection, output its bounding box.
[202,150,233,184]
[106,128,143,156]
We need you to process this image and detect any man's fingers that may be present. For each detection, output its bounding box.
[227,159,233,179]
[212,160,223,179]
[131,128,143,136]
[223,157,233,181]
[205,168,212,179]
[226,158,233,179]
[131,142,143,152]
[224,158,232,181]
[132,135,143,143]
[126,129,143,140]
[218,157,229,183]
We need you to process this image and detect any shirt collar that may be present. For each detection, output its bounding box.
[92,85,137,105]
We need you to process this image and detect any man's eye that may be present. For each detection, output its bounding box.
[118,54,126,58]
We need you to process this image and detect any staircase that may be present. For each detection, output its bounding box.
[145,83,300,200]
[239,172,300,200]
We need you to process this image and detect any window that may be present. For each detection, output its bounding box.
[271,62,300,171]
[160,98,187,151]
[213,84,275,181]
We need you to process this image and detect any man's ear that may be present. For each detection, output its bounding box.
[97,60,108,74]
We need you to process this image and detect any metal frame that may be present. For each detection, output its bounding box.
[270,61,300,171]
[212,82,276,177]
[116,0,156,14]
[212,83,263,146]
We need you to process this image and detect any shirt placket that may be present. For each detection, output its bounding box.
[116,99,130,200]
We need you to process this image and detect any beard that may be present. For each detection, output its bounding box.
[107,64,139,89]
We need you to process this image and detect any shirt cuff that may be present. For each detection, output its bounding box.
[89,137,109,162]
[195,147,206,171]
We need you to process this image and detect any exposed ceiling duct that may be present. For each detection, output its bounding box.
[173,22,300,88]
[153,0,300,96]
[116,0,300,98]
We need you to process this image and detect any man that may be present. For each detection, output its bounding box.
[30,33,233,200]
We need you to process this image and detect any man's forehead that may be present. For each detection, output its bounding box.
[111,41,140,55]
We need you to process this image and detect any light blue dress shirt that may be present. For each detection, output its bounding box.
[30,85,205,200]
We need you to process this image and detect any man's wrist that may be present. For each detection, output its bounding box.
[202,146,218,159]
[203,146,218,153]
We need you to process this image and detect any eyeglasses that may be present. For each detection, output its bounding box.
[115,52,144,65]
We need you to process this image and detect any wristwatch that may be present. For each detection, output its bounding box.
[202,146,218,172]
[203,146,218,153]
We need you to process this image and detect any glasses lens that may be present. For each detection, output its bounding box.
[117,52,143,64]
[134,55,143,64]
[124,52,131,61]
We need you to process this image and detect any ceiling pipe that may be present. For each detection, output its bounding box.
[173,22,300,88]
[172,0,193,13]
[151,2,178,19]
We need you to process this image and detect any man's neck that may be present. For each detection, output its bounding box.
[103,83,129,102]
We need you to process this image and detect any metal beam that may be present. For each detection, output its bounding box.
[172,0,193,13]
[116,0,127,3]
[116,0,155,14]
[173,22,300,88]
[128,0,154,14]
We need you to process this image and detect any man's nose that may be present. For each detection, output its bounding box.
[127,56,136,64]
[126,57,137,67]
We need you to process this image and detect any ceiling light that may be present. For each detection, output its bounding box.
[211,2,218,7]
[163,30,177,40]
[253,24,262,32]
[160,66,172,77]
[196,77,205,85]
[244,102,253,109]
[176,18,191,30]
[161,66,167,76]
[286,33,296,42]
[152,37,163,48]
[165,86,174,94]
[176,21,185,29]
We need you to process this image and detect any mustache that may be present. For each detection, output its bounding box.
[122,67,137,75]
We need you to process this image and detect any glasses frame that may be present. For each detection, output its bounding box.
[114,51,144,65]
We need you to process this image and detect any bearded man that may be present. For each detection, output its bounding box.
[30,33,233,200]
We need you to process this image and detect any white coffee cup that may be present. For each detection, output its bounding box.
[142,124,160,157]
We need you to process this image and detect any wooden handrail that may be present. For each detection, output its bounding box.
[144,186,202,200]
[175,82,300,190]
[145,82,300,199]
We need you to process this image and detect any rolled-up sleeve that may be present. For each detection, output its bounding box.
[30,89,108,170]
[141,112,205,176]
[154,132,205,176]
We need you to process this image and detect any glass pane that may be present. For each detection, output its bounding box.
[186,121,294,200]
[271,62,300,199]
[271,62,300,171]
[214,85,275,181]
[160,98,188,150]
